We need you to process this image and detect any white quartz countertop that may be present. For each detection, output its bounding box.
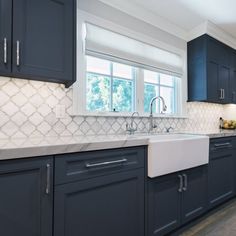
[0,135,149,160]
[0,130,235,161]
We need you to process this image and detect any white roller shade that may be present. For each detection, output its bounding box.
[85,23,184,75]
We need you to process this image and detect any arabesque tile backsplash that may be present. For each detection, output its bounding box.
[0,77,226,139]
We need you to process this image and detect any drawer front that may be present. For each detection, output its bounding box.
[55,146,146,185]
[210,137,234,153]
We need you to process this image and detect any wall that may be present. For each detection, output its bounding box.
[78,0,186,50]
[0,1,229,139]
[0,77,225,139]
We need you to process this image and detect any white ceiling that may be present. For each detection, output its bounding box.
[99,0,236,40]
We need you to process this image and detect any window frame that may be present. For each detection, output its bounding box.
[86,56,137,113]
[73,10,188,118]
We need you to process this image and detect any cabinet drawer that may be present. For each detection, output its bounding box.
[210,137,233,153]
[55,146,146,185]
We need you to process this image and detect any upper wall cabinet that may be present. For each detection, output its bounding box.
[230,51,236,103]
[188,34,232,104]
[0,0,76,87]
[0,0,12,75]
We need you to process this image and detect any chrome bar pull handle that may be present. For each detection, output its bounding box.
[222,89,225,99]
[45,164,51,195]
[220,89,223,99]
[86,158,127,168]
[182,174,187,191]
[214,142,231,149]
[3,38,7,64]
[16,40,20,66]
[178,175,183,193]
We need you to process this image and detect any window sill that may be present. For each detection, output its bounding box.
[71,111,188,119]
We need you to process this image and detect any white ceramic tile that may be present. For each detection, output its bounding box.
[0,91,9,106]
[21,103,36,116]
[0,78,226,138]
[2,102,19,116]
[11,112,27,126]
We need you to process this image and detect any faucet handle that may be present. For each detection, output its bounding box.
[165,127,174,133]
[126,123,137,135]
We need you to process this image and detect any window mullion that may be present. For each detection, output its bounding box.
[136,68,144,114]
[110,62,113,112]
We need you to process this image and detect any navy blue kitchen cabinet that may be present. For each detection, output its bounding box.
[230,51,236,103]
[0,156,53,236]
[0,0,12,74]
[147,165,207,236]
[181,166,208,224]
[0,0,76,87]
[208,138,235,209]
[147,172,181,236]
[54,147,146,236]
[188,34,231,104]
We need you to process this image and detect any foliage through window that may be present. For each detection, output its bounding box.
[86,56,136,112]
[144,70,177,114]
[86,56,180,115]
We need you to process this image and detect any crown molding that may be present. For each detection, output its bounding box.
[98,0,188,40]
[188,20,236,49]
[98,0,236,48]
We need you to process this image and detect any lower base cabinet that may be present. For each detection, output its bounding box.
[0,157,53,236]
[208,146,235,209]
[54,170,144,236]
[147,165,207,236]
[54,147,146,236]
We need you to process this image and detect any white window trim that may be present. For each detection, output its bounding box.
[73,9,188,118]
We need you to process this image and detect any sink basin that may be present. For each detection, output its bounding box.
[148,134,209,178]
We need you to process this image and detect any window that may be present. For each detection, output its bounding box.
[85,55,180,115]
[86,56,136,112]
[75,16,187,117]
[144,70,178,114]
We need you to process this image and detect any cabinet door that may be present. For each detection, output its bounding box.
[207,61,219,102]
[207,36,231,104]
[147,173,181,236]
[12,0,76,87]
[54,169,144,236]
[0,0,12,74]
[208,150,235,209]
[218,65,230,103]
[230,69,236,103]
[181,166,208,224]
[230,52,236,103]
[0,157,53,236]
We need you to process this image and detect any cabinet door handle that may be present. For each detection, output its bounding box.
[219,89,222,99]
[85,158,127,168]
[16,40,20,66]
[178,175,183,192]
[182,174,187,191]
[3,38,7,64]
[214,142,231,148]
[45,164,51,195]
[222,89,225,99]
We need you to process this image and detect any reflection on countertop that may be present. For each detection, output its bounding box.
[0,129,235,160]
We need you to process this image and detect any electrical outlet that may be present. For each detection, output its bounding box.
[55,105,66,118]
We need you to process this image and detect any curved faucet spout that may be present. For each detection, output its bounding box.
[150,96,167,116]
[149,96,167,132]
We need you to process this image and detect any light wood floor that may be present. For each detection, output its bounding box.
[180,199,236,236]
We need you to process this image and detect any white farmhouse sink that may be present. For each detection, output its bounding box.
[148,134,209,178]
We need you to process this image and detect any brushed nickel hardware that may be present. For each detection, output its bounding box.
[16,40,20,66]
[45,164,51,194]
[86,158,127,168]
[178,175,183,193]
[4,38,7,64]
